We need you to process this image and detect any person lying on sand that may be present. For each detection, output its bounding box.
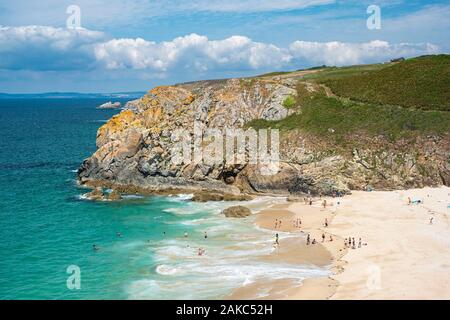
[322,233,325,242]
[312,239,316,245]
[306,234,310,245]
[324,218,328,227]
[329,235,333,242]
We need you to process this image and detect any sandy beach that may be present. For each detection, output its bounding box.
[229,186,450,300]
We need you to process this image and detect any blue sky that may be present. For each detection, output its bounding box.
[0,0,449,93]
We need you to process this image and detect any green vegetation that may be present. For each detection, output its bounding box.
[282,95,297,109]
[314,55,450,111]
[246,81,450,144]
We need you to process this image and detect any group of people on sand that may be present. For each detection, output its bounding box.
[292,218,301,228]
[274,219,282,229]
[345,237,365,249]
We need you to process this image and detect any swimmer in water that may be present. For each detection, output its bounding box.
[92,244,99,251]
[116,232,122,237]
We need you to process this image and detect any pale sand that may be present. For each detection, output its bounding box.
[229,186,450,300]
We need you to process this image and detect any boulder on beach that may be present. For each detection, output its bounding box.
[97,101,122,109]
[222,206,252,218]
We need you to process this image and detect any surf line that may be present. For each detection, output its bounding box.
[176,304,210,318]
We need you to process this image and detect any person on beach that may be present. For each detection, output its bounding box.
[274,219,278,229]
[344,238,347,247]
[322,200,327,209]
[275,233,279,245]
[430,217,434,224]
[306,234,310,245]
[324,218,328,227]
[312,239,316,245]
[352,238,356,249]
[329,235,333,242]
[322,233,325,242]
[408,197,412,205]
[358,238,362,248]
[184,232,188,238]
[309,198,313,206]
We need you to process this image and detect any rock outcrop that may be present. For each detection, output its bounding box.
[222,206,252,218]
[78,74,450,198]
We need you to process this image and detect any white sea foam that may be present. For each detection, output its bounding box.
[125,194,326,299]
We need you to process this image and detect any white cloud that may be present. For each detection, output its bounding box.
[0,25,106,70]
[0,26,443,74]
[94,34,292,72]
[289,40,440,66]
[168,0,335,12]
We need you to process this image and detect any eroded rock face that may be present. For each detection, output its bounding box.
[222,206,252,218]
[78,76,450,197]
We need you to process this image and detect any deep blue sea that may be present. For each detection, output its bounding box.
[0,99,328,299]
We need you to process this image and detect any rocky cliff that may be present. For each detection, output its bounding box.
[78,69,450,198]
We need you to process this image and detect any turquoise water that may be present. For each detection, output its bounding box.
[0,99,329,299]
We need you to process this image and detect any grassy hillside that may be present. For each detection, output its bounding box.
[247,85,450,146]
[314,55,450,111]
[247,55,450,145]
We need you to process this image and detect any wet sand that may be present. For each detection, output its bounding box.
[228,186,450,300]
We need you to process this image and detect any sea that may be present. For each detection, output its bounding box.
[0,98,329,299]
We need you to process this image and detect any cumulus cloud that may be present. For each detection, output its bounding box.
[289,40,440,66]
[0,26,443,75]
[94,34,292,72]
[0,25,106,70]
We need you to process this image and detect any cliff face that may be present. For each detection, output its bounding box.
[78,72,450,196]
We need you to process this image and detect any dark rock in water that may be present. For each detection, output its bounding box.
[108,189,122,201]
[97,101,121,109]
[191,192,252,202]
[85,187,105,201]
[222,206,252,218]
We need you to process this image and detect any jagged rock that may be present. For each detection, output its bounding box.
[85,187,105,201]
[192,192,253,202]
[222,206,252,218]
[108,190,122,201]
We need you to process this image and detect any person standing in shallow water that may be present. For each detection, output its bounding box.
[275,233,279,245]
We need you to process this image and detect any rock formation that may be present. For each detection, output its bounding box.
[222,206,252,218]
[78,72,449,198]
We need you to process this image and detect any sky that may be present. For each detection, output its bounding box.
[0,0,449,93]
